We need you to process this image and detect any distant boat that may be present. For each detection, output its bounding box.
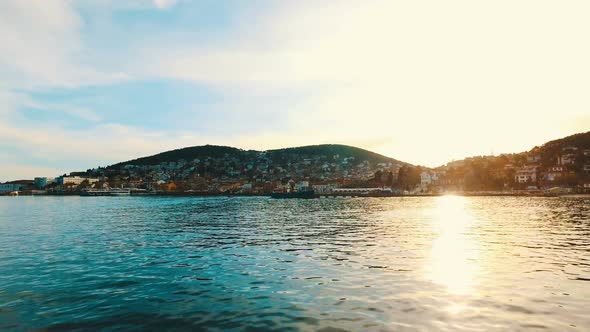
[109,188,131,196]
[270,190,315,199]
[80,188,131,196]
[543,187,572,197]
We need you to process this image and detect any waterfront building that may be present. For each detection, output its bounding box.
[0,183,25,193]
[0,180,34,193]
[34,177,54,189]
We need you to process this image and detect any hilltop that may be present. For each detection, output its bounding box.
[526,131,590,166]
[265,144,402,164]
[108,145,254,168]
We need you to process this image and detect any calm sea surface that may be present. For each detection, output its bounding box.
[0,196,589,331]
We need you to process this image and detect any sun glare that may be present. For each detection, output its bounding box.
[427,196,480,296]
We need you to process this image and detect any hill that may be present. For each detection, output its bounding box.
[108,144,405,168]
[108,145,255,168]
[88,144,411,192]
[30,131,590,194]
[431,131,590,191]
[527,131,590,167]
[265,144,400,164]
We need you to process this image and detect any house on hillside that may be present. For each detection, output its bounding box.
[544,166,567,182]
[558,146,578,165]
[515,166,538,183]
[420,171,438,187]
[527,154,541,163]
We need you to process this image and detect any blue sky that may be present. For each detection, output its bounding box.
[1,0,589,180]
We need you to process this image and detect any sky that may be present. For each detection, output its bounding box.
[1,0,589,181]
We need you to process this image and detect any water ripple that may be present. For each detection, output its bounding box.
[0,196,589,331]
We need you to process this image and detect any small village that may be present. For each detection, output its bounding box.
[2,140,590,197]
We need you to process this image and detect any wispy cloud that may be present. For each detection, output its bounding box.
[27,102,102,122]
[0,0,128,89]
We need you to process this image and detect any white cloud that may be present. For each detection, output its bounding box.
[0,0,128,89]
[0,91,101,122]
[153,0,177,10]
[146,1,590,86]
[25,101,102,122]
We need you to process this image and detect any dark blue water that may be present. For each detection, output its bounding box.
[1,196,589,331]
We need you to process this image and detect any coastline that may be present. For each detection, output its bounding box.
[3,192,590,198]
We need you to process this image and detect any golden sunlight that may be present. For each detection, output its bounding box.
[426,196,480,296]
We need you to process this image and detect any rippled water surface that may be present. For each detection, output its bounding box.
[1,196,589,331]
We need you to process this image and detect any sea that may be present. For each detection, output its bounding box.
[0,196,589,331]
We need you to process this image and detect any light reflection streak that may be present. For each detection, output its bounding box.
[426,196,480,297]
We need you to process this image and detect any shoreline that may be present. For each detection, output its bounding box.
[3,192,590,198]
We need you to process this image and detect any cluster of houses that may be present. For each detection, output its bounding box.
[509,147,590,191]
[3,145,590,196]
[417,146,590,193]
[1,153,405,195]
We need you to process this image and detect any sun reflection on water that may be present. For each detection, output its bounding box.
[426,196,480,296]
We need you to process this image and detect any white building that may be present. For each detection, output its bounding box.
[56,176,99,186]
[515,166,538,183]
